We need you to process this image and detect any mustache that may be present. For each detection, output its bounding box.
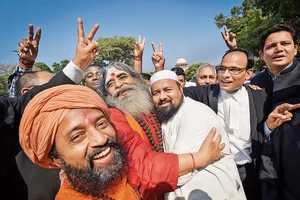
[158,99,171,106]
[111,85,134,97]
[88,139,120,161]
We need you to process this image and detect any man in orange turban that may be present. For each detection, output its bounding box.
[20,84,140,199]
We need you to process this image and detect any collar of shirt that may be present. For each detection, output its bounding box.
[266,61,293,82]
[219,87,243,102]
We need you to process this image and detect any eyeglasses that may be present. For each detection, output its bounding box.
[215,66,247,75]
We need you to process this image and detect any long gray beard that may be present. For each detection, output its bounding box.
[105,84,153,119]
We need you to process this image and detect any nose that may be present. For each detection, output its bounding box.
[88,127,108,147]
[275,43,284,52]
[92,74,99,80]
[159,91,167,100]
[205,77,211,84]
[114,78,123,88]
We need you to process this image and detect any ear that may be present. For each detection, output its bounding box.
[245,68,253,80]
[21,88,30,95]
[259,50,264,62]
[294,45,298,56]
[51,157,63,168]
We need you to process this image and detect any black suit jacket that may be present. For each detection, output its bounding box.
[1,71,74,200]
[251,59,300,113]
[183,84,267,170]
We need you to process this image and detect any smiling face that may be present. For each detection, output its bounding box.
[151,79,183,122]
[218,51,252,93]
[85,66,101,90]
[105,67,137,97]
[260,31,298,71]
[52,108,124,197]
[103,67,153,118]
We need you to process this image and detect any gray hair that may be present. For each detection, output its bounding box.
[195,63,216,77]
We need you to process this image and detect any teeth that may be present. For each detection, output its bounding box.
[93,147,111,159]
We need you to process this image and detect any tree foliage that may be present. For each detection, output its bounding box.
[0,63,16,76]
[52,59,70,73]
[185,63,203,81]
[214,0,300,60]
[94,36,136,67]
[0,75,9,95]
[33,62,52,72]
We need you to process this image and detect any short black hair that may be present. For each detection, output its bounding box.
[260,24,297,52]
[141,73,151,81]
[222,48,254,69]
[171,67,186,80]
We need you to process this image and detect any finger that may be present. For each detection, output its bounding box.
[159,42,163,54]
[224,26,228,35]
[293,103,300,109]
[221,32,226,40]
[142,37,146,45]
[18,41,26,49]
[138,35,141,43]
[34,27,42,45]
[277,103,294,113]
[86,41,99,53]
[21,38,30,50]
[229,32,236,38]
[157,53,165,61]
[28,24,34,41]
[214,133,222,144]
[205,127,217,141]
[136,43,141,50]
[86,24,99,42]
[77,18,85,41]
[151,42,157,52]
[284,112,293,119]
[218,151,225,158]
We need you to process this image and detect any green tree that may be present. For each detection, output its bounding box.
[215,0,300,57]
[94,36,136,66]
[52,59,70,73]
[33,62,52,72]
[185,63,203,81]
[0,75,9,95]
[256,0,300,54]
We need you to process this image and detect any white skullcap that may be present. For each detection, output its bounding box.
[150,70,179,86]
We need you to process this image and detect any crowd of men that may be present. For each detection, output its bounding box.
[1,18,300,200]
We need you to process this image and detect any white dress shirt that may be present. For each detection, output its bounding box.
[218,87,252,165]
[162,97,246,200]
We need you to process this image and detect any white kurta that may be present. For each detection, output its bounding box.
[162,97,246,200]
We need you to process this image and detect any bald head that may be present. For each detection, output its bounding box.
[15,71,54,96]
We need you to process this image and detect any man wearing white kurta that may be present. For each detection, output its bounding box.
[150,70,246,200]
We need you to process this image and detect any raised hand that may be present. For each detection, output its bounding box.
[151,42,165,72]
[133,35,146,73]
[16,24,41,68]
[266,103,300,131]
[72,18,99,70]
[133,35,146,60]
[221,26,237,50]
[193,128,225,168]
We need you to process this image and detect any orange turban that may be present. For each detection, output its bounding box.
[19,84,110,169]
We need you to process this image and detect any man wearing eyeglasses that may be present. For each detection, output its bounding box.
[183,48,266,200]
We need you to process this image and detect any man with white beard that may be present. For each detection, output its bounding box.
[98,62,164,153]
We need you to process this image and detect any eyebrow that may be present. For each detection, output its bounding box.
[106,72,129,85]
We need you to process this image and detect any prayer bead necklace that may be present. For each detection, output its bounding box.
[136,112,164,152]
